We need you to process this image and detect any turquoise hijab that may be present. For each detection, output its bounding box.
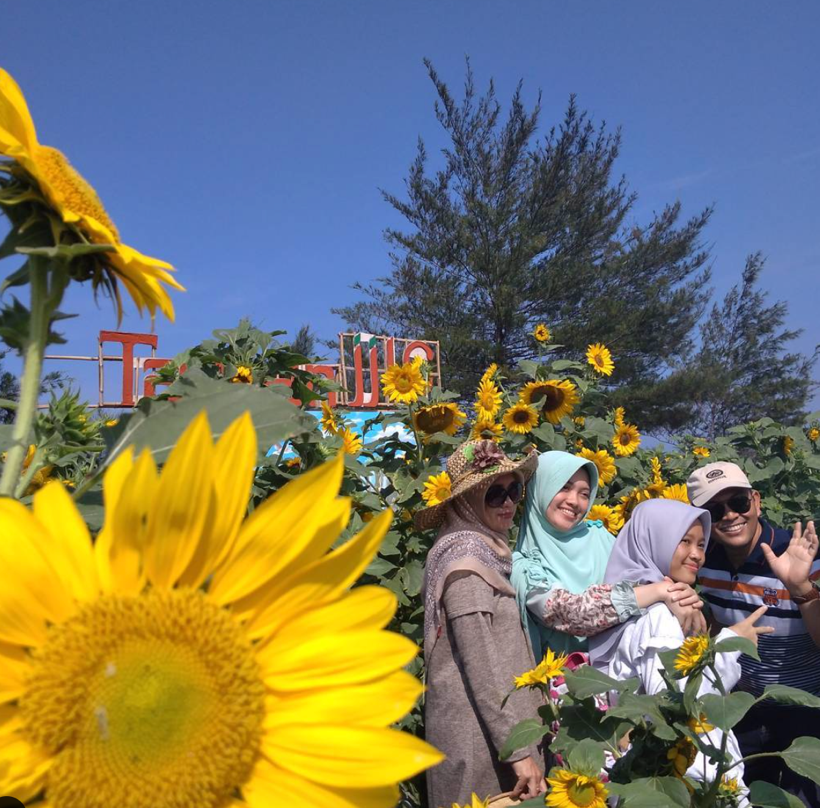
[512,451,615,658]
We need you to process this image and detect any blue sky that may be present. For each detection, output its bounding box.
[2,1,818,406]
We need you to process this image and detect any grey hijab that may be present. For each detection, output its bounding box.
[588,498,711,669]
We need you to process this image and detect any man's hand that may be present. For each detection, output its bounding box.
[510,756,547,800]
[761,521,818,597]
[729,605,775,648]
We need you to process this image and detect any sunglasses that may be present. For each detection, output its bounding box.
[704,494,753,523]
[485,480,524,509]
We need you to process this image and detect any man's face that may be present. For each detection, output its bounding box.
[705,487,761,551]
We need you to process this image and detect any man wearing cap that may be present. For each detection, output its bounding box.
[687,461,820,805]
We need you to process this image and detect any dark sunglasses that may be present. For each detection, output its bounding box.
[704,494,753,522]
[485,481,524,509]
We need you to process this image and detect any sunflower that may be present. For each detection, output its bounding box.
[718,777,742,800]
[546,768,608,808]
[284,456,301,470]
[480,363,499,383]
[577,448,616,485]
[381,361,426,405]
[573,416,585,429]
[783,436,795,456]
[320,401,339,435]
[522,379,579,425]
[0,68,183,322]
[692,446,710,458]
[514,648,569,688]
[613,407,626,428]
[502,402,539,435]
[422,471,452,508]
[646,456,666,497]
[229,365,253,384]
[587,504,624,535]
[0,444,53,494]
[470,418,503,442]
[666,737,698,778]
[475,379,503,420]
[612,423,641,457]
[413,402,467,437]
[615,487,651,524]
[687,713,715,735]
[533,323,551,343]
[339,427,363,456]
[661,483,690,504]
[586,343,614,376]
[449,796,490,808]
[674,634,711,675]
[808,427,820,443]
[0,413,441,807]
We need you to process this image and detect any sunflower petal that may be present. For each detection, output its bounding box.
[143,412,214,588]
[0,68,39,154]
[0,642,28,703]
[243,510,391,638]
[0,710,51,801]
[261,725,444,787]
[178,412,256,588]
[257,629,418,692]
[265,669,422,729]
[209,455,346,604]
[32,482,98,602]
[0,500,75,645]
[243,758,399,808]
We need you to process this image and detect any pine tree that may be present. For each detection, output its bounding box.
[0,351,19,425]
[334,60,713,422]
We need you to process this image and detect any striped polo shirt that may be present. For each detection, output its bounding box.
[699,519,820,696]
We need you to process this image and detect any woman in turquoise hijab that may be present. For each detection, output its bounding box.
[511,451,704,659]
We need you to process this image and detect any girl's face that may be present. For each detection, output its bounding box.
[545,469,591,531]
[668,520,706,584]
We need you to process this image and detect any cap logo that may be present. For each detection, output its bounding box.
[706,469,724,480]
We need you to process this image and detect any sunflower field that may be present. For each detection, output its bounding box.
[2,64,820,808]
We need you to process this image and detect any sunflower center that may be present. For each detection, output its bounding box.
[20,589,265,808]
[513,409,530,424]
[417,407,451,433]
[567,777,599,806]
[392,371,414,393]
[544,388,564,410]
[34,144,121,241]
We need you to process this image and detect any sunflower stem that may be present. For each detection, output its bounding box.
[0,257,51,498]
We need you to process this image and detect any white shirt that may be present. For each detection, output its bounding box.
[605,604,748,802]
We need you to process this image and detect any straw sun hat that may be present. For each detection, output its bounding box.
[414,439,538,531]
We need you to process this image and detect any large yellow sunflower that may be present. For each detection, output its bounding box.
[525,379,579,425]
[475,379,503,421]
[0,412,441,807]
[0,68,183,322]
[674,634,711,675]
[666,737,698,779]
[577,448,617,485]
[339,427,363,456]
[661,483,690,504]
[546,768,608,808]
[585,343,614,376]
[514,648,569,688]
[587,504,624,535]
[381,361,426,405]
[612,423,641,457]
[470,418,503,442]
[502,402,539,435]
[413,402,467,437]
[422,471,452,507]
[320,401,339,435]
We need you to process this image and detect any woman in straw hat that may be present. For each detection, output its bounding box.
[418,439,546,807]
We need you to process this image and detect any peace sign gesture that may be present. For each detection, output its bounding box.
[729,605,775,649]
[761,521,818,596]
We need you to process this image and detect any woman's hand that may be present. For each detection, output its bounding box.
[659,579,706,635]
[510,756,547,800]
[729,605,775,649]
[661,578,703,609]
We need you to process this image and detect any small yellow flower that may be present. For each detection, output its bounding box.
[586,343,614,376]
[60,478,75,489]
[687,713,715,735]
[480,363,499,383]
[783,435,795,455]
[546,768,608,808]
[422,471,452,507]
[284,456,302,470]
[475,379,503,420]
[502,402,539,435]
[674,634,711,675]
[229,365,253,384]
[577,448,617,485]
[414,403,467,437]
[613,407,626,428]
[661,483,690,504]
[718,776,742,799]
[573,416,586,428]
[320,401,339,435]
[449,795,490,808]
[470,418,503,442]
[587,504,624,535]
[381,361,426,405]
[0,68,182,322]
[340,427,363,456]
[533,323,551,343]
[514,648,569,688]
[808,427,820,443]
[612,423,641,457]
[104,419,118,428]
[693,446,710,458]
[667,737,698,778]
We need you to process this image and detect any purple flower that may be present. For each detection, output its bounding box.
[471,441,505,471]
